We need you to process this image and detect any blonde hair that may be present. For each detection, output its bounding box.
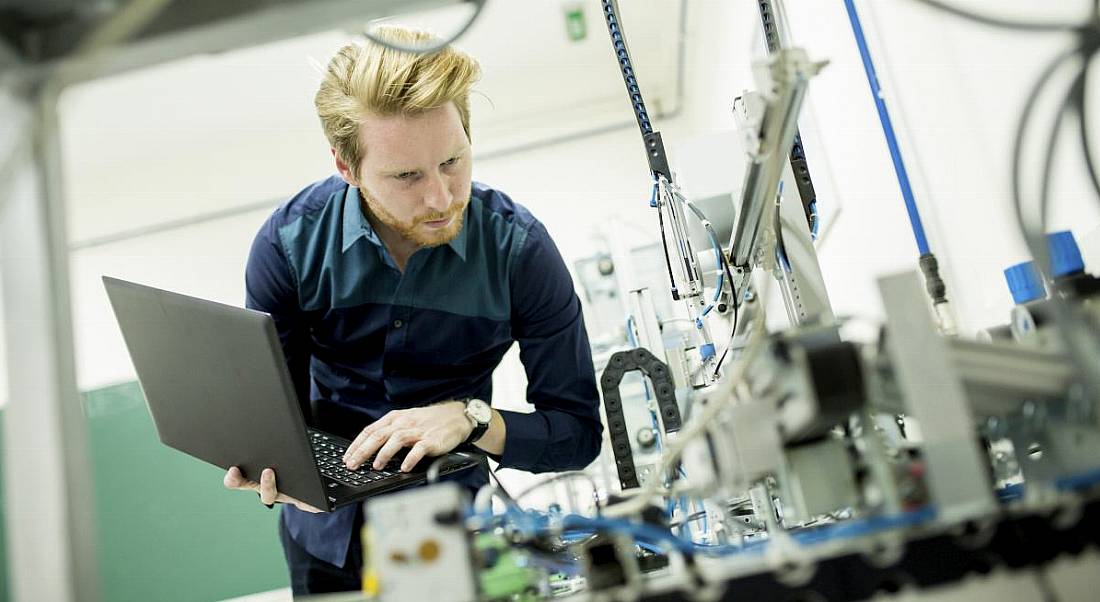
[315,26,481,174]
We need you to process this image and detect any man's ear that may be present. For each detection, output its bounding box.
[332,148,359,187]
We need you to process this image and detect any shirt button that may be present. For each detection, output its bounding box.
[393,319,403,329]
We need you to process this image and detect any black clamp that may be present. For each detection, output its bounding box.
[600,348,682,490]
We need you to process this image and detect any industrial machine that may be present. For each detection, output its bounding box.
[361,1,1100,601]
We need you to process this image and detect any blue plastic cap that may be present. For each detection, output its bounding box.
[1047,230,1085,278]
[1003,261,1045,305]
[699,343,716,360]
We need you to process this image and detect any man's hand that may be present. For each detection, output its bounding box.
[343,401,473,473]
[223,466,324,513]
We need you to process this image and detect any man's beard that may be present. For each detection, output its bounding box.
[361,188,469,248]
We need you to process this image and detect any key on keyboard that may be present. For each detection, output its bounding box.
[309,430,407,487]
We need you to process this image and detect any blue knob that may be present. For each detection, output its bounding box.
[1004,261,1045,305]
[1047,230,1085,278]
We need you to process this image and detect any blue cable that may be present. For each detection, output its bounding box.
[636,541,664,555]
[469,505,937,558]
[842,0,931,256]
[809,201,820,240]
[774,181,792,272]
[1054,466,1100,492]
[700,225,725,316]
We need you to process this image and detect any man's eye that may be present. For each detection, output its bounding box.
[394,171,418,181]
[442,156,459,167]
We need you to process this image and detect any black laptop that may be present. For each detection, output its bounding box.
[102,276,482,511]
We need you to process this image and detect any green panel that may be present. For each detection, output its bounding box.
[0,409,10,602]
[84,381,289,602]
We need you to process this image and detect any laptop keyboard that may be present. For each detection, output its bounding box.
[310,430,408,488]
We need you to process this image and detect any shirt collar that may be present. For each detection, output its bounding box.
[446,202,469,261]
[341,184,469,261]
[341,185,381,253]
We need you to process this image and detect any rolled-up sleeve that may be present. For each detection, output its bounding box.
[498,221,603,472]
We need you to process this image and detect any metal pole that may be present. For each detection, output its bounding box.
[0,79,100,602]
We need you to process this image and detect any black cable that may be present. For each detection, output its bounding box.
[513,473,602,514]
[669,511,708,528]
[656,193,681,300]
[1009,43,1084,268]
[1038,67,1086,237]
[1075,51,1100,202]
[488,465,516,502]
[712,248,742,379]
[909,0,1079,31]
[362,0,487,55]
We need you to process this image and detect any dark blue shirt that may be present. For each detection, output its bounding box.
[245,176,602,566]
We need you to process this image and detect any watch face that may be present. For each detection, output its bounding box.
[468,399,492,423]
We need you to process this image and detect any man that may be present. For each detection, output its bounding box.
[222,26,603,595]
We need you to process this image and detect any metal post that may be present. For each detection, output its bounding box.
[0,81,99,602]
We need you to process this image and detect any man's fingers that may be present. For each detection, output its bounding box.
[373,430,414,470]
[224,466,258,491]
[276,493,324,513]
[343,424,377,464]
[224,466,244,489]
[259,468,278,505]
[400,440,432,473]
[344,411,399,464]
[347,428,392,469]
[224,467,324,513]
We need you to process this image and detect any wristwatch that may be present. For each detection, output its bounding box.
[462,398,492,446]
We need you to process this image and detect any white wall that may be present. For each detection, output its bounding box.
[38,0,1100,402]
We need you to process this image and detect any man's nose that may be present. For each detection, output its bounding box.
[423,171,452,213]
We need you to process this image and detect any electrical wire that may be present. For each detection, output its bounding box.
[513,472,602,515]
[908,0,1081,31]
[711,248,743,378]
[669,511,708,528]
[1073,50,1100,204]
[1010,45,1086,242]
[681,200,728,315]
[1038,67,1085,238]
[362,0,487,54]
[654,182,681,299]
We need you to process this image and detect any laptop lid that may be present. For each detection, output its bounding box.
[102,276,330,510]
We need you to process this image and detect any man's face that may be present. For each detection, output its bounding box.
[337,103,473,248]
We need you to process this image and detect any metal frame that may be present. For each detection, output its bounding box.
[773,161,834,326]
[727,48,823,271]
